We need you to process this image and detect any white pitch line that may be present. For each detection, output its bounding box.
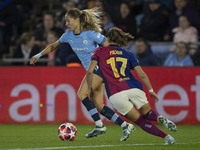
[4,142,200,150]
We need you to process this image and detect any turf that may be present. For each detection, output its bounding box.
[0,124,200,150]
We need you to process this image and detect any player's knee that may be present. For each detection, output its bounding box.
[93,86,101,92]
[139,103,151,115]
[77,91,87,101]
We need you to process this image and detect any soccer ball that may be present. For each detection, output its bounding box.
[58,123,77,141]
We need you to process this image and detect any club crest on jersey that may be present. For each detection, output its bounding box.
[83,40,88,44]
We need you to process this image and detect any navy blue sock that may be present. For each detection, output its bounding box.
[82,97,101,123]
[100,106,125,126]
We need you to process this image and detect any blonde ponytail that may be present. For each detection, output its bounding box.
[80,8,102,32]
[67,8,102,32]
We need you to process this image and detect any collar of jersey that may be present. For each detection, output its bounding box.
[74,33,81,35]
[109,44,119,47]
[73,31,82,35]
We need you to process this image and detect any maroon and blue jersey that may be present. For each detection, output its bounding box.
[91,44,143,98]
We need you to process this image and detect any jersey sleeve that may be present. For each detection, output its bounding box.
[91,47,101,61]
[59,30,69,43]
[89,31,106,45]
[130,53,139,69]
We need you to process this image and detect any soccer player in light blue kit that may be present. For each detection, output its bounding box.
[30,8,134,140]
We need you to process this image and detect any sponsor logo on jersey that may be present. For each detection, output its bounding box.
[119,77,130,82]
[72,47,88,51]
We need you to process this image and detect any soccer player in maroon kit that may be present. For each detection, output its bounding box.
[86,27,177,144]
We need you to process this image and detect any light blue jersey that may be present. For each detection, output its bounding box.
[59,30,106,70]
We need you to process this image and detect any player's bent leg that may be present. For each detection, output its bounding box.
[139,104,177,132]
[137,103,176,144]
[134,116,172,143]
[139,103,151,116]
[77,73,103,102]
[128,89,158,121]
[77,75,89,101]
[92,75,134,140]
[91,77,104,112]
[85,82,107,138]
[140,103,177,132]
[125,106,141,122]
[77,75,106,138]
[109,91,137,141]
[157,116,177,132]
[139,103,159,121]
[79,74,106,138]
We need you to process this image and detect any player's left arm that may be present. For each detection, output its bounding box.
[86,60,98,100]
[134,66,159,102]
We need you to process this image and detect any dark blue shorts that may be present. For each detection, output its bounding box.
[93,65,103,79]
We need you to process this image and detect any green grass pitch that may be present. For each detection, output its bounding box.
[0,124,200,150]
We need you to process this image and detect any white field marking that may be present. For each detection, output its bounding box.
[4,142,200,150]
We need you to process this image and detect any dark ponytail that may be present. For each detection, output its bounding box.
[107,27,134,47]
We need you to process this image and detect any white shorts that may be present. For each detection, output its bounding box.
[109,88,148,115]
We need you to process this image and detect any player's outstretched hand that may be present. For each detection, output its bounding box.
[149,92,159,103]
[30,56,39,65]
[30,53,42,65]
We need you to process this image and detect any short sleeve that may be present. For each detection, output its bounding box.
[91,47,101,61]
[59,30,69,44]
[89,31,106,45]
[130,53,139,69]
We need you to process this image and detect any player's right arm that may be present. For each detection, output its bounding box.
[30,40,60,65]
[134,66,159,102]
[129,52,158,102]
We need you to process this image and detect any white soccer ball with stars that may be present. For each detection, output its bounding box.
[58,123,77,141]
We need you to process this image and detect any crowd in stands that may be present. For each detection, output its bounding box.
[0,0,199,66]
